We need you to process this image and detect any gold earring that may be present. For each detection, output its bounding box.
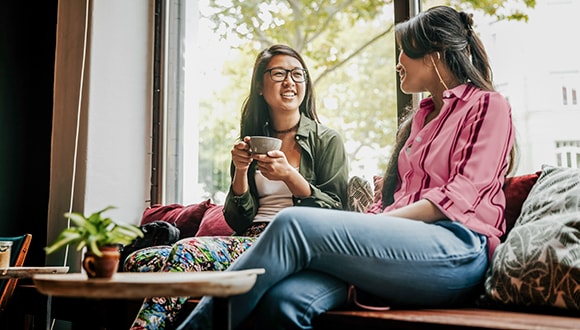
[430,55,449,90]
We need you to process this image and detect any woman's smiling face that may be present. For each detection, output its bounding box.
[396,50,430,94]
[261,54,306,114]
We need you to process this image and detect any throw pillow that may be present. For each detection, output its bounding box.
[515,165,580,226]
[372,175,383,203]
[365,176,384,214]
[347,176,374,213]
[485,165,580,311]
[140,200,215,239]
[140,203,183,226]
[195,204,234,236]
[501,171,540,240]
[174,199,215,238]
[485,211,580,310]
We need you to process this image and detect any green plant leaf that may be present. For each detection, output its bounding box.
[44,230,82,255]
[87,236,102,257]
[45,205,143,256]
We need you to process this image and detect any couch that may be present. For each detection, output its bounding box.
[131,164,580,329]
[315,164,580,329]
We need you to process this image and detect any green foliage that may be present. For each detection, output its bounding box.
[45,206,143,257]
[197,0,536,196]
[197,48,252,197]
[449,0,535,22]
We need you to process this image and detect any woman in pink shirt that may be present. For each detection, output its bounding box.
[178,6,516,330]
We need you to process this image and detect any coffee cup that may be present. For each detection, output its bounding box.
[249,136,282,154]
[0,241,12,269]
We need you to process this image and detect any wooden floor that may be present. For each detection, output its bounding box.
[313,308,580,330]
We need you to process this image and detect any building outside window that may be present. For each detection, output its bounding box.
[561,82,578,107]
[556,141,580,169]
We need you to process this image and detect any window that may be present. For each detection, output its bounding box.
[556,140,580,168]
[161,0,396,205]
[158,0,580,201]
[561,84,578,106]
[548,71,579,108]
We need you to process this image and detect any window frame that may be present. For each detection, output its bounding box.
[151,0,419,204]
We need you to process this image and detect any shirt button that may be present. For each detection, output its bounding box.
[295,136,300,140]
[415,136,422,142]
[443,91,451,98]
[297,200,302,204]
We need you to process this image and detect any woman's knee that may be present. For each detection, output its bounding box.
[253,271,347,329]
[166,236,256,272]
[268,207,326,234]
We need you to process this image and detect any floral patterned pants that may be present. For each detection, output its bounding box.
[124,223,266,330]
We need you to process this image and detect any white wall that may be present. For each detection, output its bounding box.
[477,0,580,175]
[84,0,152,221]
[47,0,153,269]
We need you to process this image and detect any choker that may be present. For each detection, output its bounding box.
[270,122,299,134]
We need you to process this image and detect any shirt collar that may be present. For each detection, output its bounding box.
[419,83,474,108]
[296,113,316,138]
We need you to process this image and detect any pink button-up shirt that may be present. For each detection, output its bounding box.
[383,84,515,258]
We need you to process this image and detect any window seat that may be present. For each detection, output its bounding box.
[313,307,580,330]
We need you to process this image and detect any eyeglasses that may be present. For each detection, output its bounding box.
[264,68,308,83]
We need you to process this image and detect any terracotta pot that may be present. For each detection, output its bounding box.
[82,245,121,279]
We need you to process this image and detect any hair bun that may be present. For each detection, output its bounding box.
[459,11,474,31]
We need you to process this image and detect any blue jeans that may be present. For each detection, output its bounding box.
[177,207,489,330]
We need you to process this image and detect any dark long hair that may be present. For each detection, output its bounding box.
[239,44,319,139]
[381,6,517,208]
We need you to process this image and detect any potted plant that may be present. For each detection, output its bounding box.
[45,206,143,278]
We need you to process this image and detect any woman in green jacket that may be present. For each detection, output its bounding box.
[127,44,348,330]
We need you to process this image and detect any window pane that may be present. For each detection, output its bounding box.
[164,1,580,205]
[169,0,396,204]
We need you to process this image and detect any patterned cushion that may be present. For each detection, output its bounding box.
[515,165,580,226]
[485,165,580,311]
[347,176,374,213]
[123,245,173,272]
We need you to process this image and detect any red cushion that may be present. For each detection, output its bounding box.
[140,203,184,226]
[195,204,234,237]
[174,199,215,238]
[502,171,541,239]
[140,200,215,239]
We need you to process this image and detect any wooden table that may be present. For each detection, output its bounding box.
[33,268,265,330]
[0,266,69,279]
[0,266,69,329]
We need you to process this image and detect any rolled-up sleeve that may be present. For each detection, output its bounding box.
[385,85,515,257]
[425,92,513,228]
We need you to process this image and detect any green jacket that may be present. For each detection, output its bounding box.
[223,114,349,234]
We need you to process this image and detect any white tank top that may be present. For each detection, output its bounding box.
[253,169,294,222]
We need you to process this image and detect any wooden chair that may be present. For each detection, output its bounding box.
[0,234,32,313]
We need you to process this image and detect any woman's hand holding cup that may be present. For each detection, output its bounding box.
[231,138,253,170]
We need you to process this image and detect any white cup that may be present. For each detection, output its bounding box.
[0,241,12,269]
[248,136,282,154]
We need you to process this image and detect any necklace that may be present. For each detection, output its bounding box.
[270,121,299,134]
